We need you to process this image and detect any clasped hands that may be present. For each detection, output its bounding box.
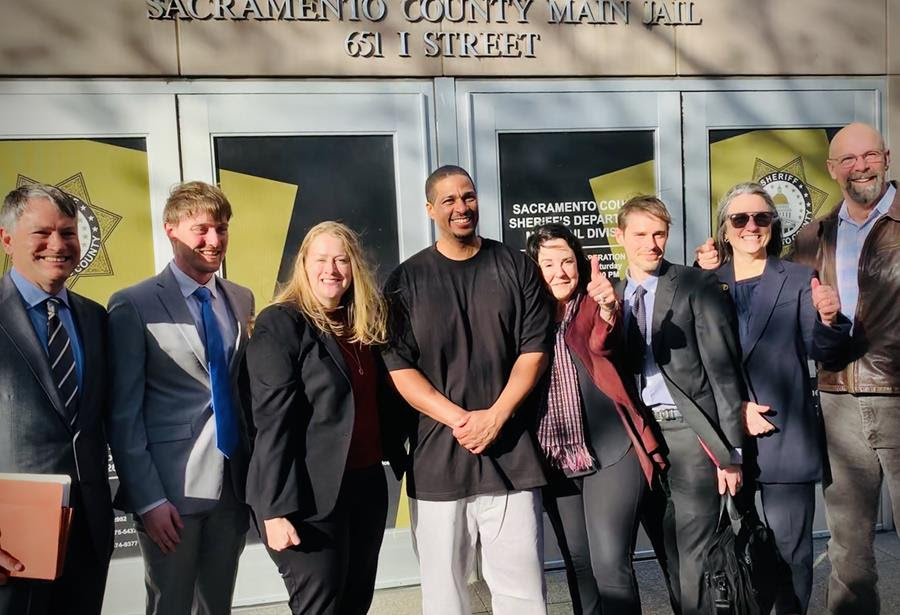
[452,407,504,455]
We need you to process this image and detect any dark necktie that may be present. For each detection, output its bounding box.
[46,297,78,426]
[628,286,648,386]
[194,286,238,458]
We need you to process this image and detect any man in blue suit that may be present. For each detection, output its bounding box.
[107,181,254,615]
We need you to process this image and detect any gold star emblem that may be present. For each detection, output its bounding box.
[752,157,830,246]
[7,173,123,289]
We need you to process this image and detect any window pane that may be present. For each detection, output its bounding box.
[215,135,399,305]
[499,131,655,277]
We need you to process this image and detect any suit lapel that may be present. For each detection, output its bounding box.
[154,267,207,371]
[0,274,68,421]
[651,260,678,359]
[742,256,786,361]
[320,329,351,385]
[217,278,249,369]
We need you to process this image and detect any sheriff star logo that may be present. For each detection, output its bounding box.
[753,157,829,246]
[15,173,123,288]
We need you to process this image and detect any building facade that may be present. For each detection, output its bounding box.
[1,1,897,612]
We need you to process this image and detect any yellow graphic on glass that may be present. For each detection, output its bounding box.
[709,129,842,251]
[218,169,297,309]
[0,139,155,306]
[589,160,656,278]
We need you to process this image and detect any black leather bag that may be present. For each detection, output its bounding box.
[701,494,788,615]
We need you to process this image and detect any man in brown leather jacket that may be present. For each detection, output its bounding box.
[788,122,900,615]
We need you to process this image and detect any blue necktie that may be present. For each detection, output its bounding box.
[194,286,238,458]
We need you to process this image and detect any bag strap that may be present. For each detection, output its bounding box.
[716,493,746,535]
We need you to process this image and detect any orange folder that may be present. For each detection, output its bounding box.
[0,473,73,580]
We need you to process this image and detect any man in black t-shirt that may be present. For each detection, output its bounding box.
[383,165,552,615]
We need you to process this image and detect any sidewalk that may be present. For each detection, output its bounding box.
[237,531,900,614]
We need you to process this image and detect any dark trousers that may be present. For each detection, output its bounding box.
[820,392,900,615]
[642,419,720,615]
[264,464,388,615]
[757,482,815,614]
[544,447,645,615]
[0,499,111,615]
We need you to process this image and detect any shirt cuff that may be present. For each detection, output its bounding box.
[729,447,743,465]
[136,498,168,516]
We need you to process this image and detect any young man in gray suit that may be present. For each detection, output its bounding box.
[0,184,113,615]
[107,181,254,615]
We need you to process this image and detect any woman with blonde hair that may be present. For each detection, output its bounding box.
[245,221,407,615]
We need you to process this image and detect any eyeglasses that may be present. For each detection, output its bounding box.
[728,212,778,228]
[828,150,886,169]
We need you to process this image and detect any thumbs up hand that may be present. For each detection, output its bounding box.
[811,277,840,326]
[586,255,618,321]
[694,238,720,270]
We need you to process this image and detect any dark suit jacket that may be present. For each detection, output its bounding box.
[715,256,850,483]
[245,303,407,524]
[565,296,666,484]
[0,273,113,566]
[616,260,746,468]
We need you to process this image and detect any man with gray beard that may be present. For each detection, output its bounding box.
[788,123,900,614]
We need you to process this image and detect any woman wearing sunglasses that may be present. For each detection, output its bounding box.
[705,182,850,614]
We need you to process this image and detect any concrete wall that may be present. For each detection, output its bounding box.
[0,0,897,144]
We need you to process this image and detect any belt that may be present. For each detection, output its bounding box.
[650,406,683,422]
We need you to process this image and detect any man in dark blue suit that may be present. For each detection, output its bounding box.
[0,184,113,615]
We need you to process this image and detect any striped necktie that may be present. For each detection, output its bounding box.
[46,297,79,425]
[629,285,648,390]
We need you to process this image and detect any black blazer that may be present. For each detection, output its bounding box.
[716,256,850,483]
[616,260,746,468]
[0,273,113,564]
[245,303,406,523]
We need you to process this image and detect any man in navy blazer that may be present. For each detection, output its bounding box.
[0,184,113,615]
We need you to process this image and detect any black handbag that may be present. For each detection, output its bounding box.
[701,493,789,615]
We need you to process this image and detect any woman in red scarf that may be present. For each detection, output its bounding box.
[526,223,665,615]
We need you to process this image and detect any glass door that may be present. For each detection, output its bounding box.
[178,83,436,601]
[457,82,684,273]
[455,81,683,563]
[682,84,882,255]
[0,83,182,615]
[682,81,884,536]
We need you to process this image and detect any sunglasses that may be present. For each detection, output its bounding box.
[728,212,778,228]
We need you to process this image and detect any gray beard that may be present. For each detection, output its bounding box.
[845,174,885,206]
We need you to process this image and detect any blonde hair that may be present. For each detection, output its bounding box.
[163,181,232,225]
[273,221,387,345]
